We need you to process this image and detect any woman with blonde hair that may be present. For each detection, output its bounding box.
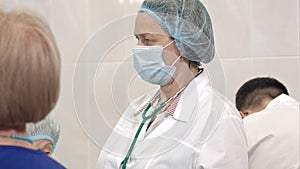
[0,9,65,168]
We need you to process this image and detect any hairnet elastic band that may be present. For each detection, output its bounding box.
[29,135,56,152]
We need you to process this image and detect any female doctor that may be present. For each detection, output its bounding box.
[97,0,248,168]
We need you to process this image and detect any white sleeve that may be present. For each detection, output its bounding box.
[198,115,248,169]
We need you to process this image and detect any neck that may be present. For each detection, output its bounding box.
[160,82,180,102]
[0,129,34,147]
[160,69,197,102]
[0,129,27,137]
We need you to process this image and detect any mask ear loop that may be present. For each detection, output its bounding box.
[170,55,182,66]
[162,40,175,49]
[163,39,182,67]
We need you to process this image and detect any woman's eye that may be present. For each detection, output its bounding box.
[142,38,154,45]
[143,38,150,43]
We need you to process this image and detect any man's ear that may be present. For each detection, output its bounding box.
[239,111,248,119]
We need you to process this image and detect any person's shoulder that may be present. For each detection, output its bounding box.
[36,156,66,169]
[28,151,65,169]
[202,86,241,118]
[193,86,243,141]
[23,149,65,169]
[0,146,65,169]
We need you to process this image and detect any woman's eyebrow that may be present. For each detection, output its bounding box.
[134,33,171,39]
[134,33,153,37]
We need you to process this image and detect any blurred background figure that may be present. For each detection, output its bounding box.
[0,8,65,168]
[236,77,290,118]
[235,77,299,169]
[27,114,61,156]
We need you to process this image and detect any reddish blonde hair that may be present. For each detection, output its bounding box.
[0,9,61,131]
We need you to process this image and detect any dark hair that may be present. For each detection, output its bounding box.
[235,77,289,111]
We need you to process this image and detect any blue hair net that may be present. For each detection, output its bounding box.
[139,0,215,63]
[26,114,61,152]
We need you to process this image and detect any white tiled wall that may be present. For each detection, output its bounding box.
[0,0,299,168]
[207,0,252,58]
[251,0,299,57]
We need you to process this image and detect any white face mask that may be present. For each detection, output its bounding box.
[133,40,180,86]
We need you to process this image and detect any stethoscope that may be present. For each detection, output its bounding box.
[121,86,186,169]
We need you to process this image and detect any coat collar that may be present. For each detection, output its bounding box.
[172,72,209,122]
[265,94,298,109]
[133,72,210,122]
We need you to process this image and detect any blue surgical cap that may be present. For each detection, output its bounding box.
[139,0,215,63]
[26,114,61,152]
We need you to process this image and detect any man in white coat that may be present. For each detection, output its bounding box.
[236,77,299,169]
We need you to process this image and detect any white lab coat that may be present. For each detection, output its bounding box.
[244,94,300,169]
[97,73,248,169]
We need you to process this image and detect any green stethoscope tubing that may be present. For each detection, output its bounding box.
[121,70,202,168]
[121,85,188,169]
[122,102,166,169]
